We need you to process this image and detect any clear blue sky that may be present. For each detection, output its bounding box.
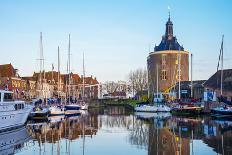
[0,0,231,82]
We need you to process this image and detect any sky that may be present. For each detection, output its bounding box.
[0,0,231,82]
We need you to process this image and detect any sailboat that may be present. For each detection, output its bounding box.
[30,32,50,120]
[49,46,65,116]
[80,52,89,110]
[211,35,232,115]
[64,34,81,117]
[134,64,170,112]
[171,48,203,115]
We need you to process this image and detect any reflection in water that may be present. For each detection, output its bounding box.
[0,126,31,155]
[5,106,232,155]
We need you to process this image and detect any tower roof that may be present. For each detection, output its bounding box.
[154,13,184,51]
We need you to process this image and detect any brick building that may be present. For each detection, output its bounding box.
[0,64,27,99]
[147,14,189,95]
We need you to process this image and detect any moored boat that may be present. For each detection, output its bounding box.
[49,105,65,116]
[171,104,203,115]
[0,90,33,131]
[211,106,232,115]
[30,106,50,120]
[134,104,158,112]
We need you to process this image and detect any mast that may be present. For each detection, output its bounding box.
[220,35,224,96]
[156,64,159,95]
[39,32,45,99]
[178,47,181,99]
[58,46,60,98]
[68,34,71,104]
[82,52,85,100]
[191,53,193,98]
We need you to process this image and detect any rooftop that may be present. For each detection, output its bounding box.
[154,14,184,51]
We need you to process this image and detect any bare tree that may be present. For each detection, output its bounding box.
[104,81,118,94]
[128,68,148,95]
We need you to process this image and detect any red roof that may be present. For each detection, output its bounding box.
[0,64,17,77]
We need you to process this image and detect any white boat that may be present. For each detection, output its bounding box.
[49,106,64,116]
[157,104,171,112]
[0,126,31,155]
[134,104,158,112]
[0,90,33,131]
[30,107,50,119]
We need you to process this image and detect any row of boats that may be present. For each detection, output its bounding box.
[30,99,88,119]
[0,89,88,132]
[134,97,232,117]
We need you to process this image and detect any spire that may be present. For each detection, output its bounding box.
[168,6,171,21]
[165,7,173,40]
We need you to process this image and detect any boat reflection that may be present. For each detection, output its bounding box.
[0,126,31,155]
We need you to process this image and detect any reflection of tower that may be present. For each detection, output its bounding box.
[147,11,189,95]
[148,122,190,155]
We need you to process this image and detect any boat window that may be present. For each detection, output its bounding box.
[22,104,24,109]
[4,93,13,102]
[15,104,18,110]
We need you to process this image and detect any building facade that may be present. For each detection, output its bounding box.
[147,15,189,95]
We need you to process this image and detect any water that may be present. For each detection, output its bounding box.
[2,106,232,155]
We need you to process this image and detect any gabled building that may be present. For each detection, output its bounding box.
[204,69,232,101]
[0,64,27,99]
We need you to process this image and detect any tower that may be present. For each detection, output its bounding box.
[147,13,189,96]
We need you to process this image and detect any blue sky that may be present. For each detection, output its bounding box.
[0,0,231,82]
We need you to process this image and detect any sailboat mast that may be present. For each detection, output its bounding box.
[178,48,181,99]
[220,35,224,96]
[191,53,193,98]
[82,52,85,99]
[58,46,60,98]
[156,64,159,95]
[68,34,71,104]
[39,32,44,99]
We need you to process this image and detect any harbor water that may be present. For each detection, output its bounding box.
[3,106,232,155]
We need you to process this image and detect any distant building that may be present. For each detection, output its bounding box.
[147,14,189,95]
[174,80,206,99]
[79,75,99,99]
[0,64,27,99]
[204,69,232,101]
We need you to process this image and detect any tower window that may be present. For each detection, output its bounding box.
[162,54,167,65]
[161,70,167,80]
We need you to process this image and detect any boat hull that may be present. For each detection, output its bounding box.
[29,108,50,120]
[65,104,81,110]
[0,105,32,131]
[49,107,64,116]
[211,108,232,115]
[134,105,158,112]
[171,107,203,115]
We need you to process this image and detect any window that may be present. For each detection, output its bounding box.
[4,93,13,102]
[162,54,167,65]
[161,70,167,80]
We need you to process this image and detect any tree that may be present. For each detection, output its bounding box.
[104,81,118,94]
[128,68,148,96]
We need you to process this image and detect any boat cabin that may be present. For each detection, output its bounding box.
[0,90,25,111]
[0,90,14,103]
[154,93,164,103]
